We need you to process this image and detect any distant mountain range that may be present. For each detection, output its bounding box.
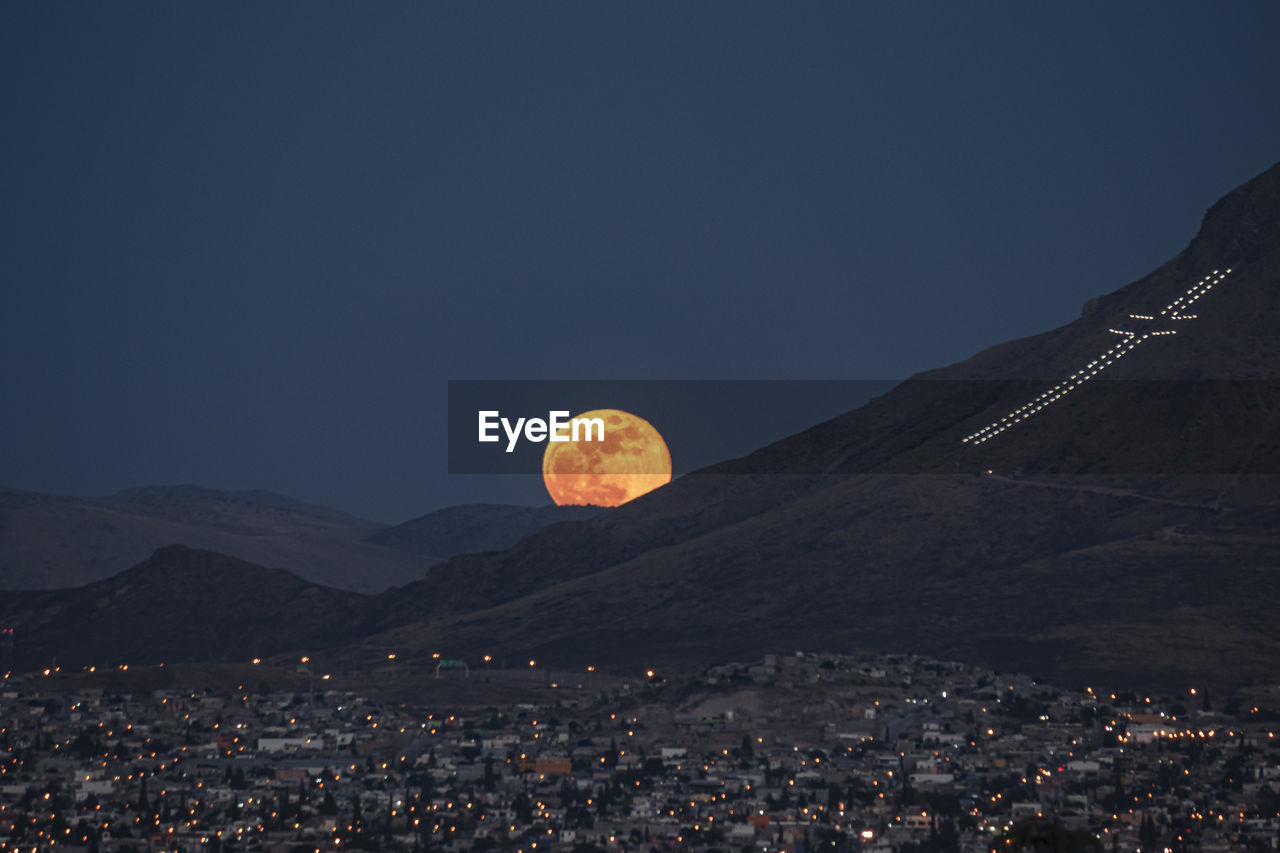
[4,160,1280,691]
[365,503,599,557]
[0,486,595,592]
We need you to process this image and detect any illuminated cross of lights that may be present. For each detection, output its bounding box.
[962,268,1233,446]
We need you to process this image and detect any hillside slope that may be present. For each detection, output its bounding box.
[6,162,1279,691]
[0,545,372,669]
[0,488,599,593]
[357,161,1280,689]
[364,503,600,558]
[0,486,429,592]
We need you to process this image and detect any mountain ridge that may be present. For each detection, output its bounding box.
[0,544,372,669]
[364,503,601,558]
[347,159,1280,689]
[0,487,602,593]
[6,160,1280,690]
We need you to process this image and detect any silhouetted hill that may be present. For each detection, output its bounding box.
[0,545,371,669]
[352,160,1280,690]
[0,487,608,594]
[112,485,369,526]
[8,162,1280,691]
[364,503,601,558]
[0,486,430,592]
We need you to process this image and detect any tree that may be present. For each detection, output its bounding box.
[514,790,533,824]
[1138,815,1158,851]
[1004,816,1103,852]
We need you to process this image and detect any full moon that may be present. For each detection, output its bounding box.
[542,409,672,507]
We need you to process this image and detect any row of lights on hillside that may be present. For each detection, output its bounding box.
[24,662,141,680]
[9,647,643,683]
[246,653,643,678]
[7,647,629,679]
[962,268,1232,446]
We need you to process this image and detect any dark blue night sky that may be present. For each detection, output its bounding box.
[3,2,1279,521]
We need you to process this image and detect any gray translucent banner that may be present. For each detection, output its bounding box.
[447,379,1280,476]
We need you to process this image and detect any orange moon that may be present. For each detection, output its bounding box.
[542,409,672,507]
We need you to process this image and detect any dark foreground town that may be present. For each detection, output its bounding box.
[3,652,1279,853]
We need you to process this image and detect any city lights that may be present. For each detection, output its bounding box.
[1,621,1273,850]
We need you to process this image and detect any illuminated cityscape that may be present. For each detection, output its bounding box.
[2,652,1279,853]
